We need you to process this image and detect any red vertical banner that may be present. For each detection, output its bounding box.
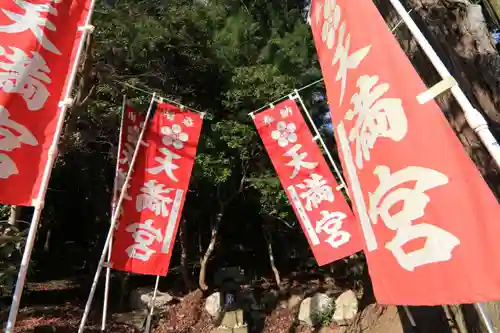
[111,103,203,276]
[253,99,362,265]
[112,105,146,218]
[310,0,500,304]
[0,0,92,206]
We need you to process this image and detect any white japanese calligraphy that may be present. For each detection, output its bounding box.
[336,121,379,250]
[263,115,275,126]
[368,165,460,271]
[296,173,334,211]
[127,109,137,122]
[136,179,173,217]
[165,111,175,121]
[284,144,318,179]
[287,184,320,245]
[345,75,408,169]
[147,147,181,182]
[314,0,324,27]
[321,0,371,106]
[315,210,350,248]
[120,123,147,165]
[0,46,51,111]
[271,121,297,148]
[183,116,194,127]
[0,0,61,54]
[332,23,371,106]
[0,106,37,178]
[115,167,131,201]
[321,0,340,49]
[280,106,293,118]
[125,219,163,262]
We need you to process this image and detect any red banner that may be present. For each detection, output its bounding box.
[110,103,203,276]
[311,0,500,304]
[0,0,92,206]
[253,99,362,265]
[112,104,146,219]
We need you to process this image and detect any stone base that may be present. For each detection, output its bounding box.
[211,327,248,333]
[212,328,232,333]
[220,309,244,328]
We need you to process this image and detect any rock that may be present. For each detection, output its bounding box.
[298,293,333,326]
[205,291,222,317]
[333,290,358,325]
[220,309,245,328]
[130,287,173,311]
[212,328,233,333]
[114,310,147,331]
[287,294,303,309]
[318,327,346,333]
[278,294,303,309]
[233,327,249,333]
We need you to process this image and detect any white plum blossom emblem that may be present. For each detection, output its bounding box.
[322,0,341,49]
[161,124,188,149]
[165,111,175,121]
[271,121,297,148]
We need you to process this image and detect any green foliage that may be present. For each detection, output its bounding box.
[312,303,336,327]
[0,205,9,219]
[7,0,351,286]
[0,222,28,295]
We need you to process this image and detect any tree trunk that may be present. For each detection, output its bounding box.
[198,211,223,291]
[7,205,21,227]
[374,0,500,197]
[262,226,281,287]
[60,31,97,154]
[179,218,194,290]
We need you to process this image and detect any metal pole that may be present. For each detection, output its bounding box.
[403,306,417,328]
[101,95,127,331]
[144,276,161,333]
[388,1,499,330]
[4,2,98,331]
[293,91,349,194]
[77,93,156,333]
[388,0,500,170]
[474,303,496,333]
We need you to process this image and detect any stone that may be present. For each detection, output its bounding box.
[287,294,303,309]
[233,327,249,333]
[318,327,346,333]
[130,287,173,311]
[205,291,222,317]
[298,293,333,326]
[113,310,147,331]
[220,309,244,328]
[211,328,232,333]
[333,290,358,326]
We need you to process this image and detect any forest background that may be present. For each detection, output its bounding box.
[1,0,500,332]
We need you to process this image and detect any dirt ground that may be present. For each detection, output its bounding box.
[0,279,408,333]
